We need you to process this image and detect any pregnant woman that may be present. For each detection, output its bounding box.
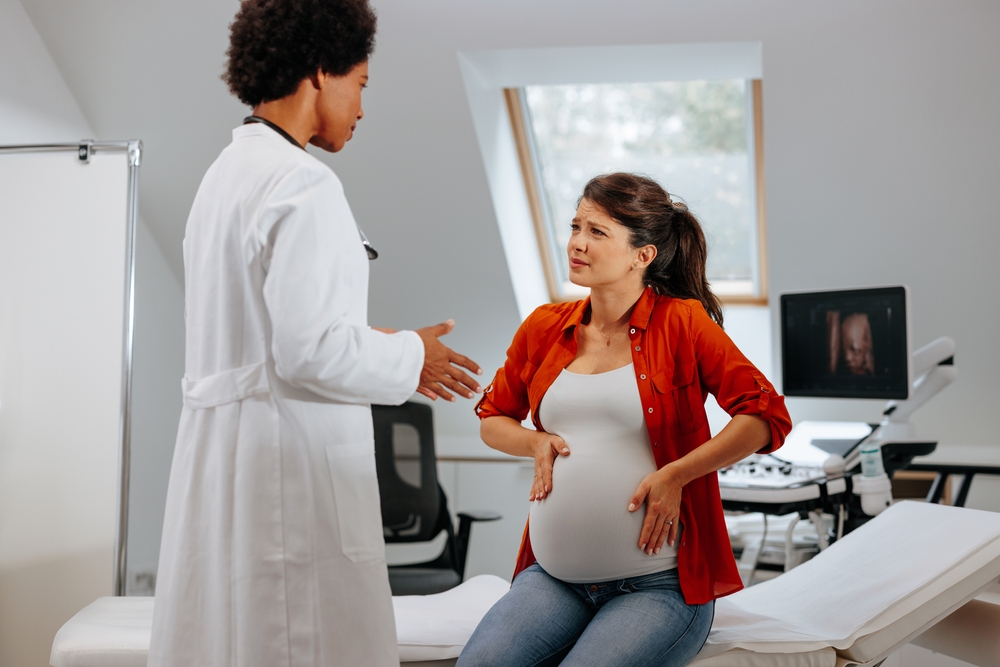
[458,173,793,667]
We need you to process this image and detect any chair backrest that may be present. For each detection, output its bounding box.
[372,402,442,543]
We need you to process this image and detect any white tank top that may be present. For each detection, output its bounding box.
[529,363,678,583]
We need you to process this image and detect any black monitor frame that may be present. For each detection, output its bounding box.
[780,286,910,400]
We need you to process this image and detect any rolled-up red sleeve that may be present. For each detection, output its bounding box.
[475,316,531,423]
[689,303,792,454]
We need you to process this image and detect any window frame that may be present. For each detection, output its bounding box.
[504,79,769,306]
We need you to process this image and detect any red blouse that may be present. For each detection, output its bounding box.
[474,287,793,604]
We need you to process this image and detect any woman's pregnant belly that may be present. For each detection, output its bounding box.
[528,429,678,583]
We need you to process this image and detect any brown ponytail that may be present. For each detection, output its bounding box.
[581,173,724,327]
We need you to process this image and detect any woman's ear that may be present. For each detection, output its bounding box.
[635,244,657,269]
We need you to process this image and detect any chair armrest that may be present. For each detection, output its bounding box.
[457,511,502,523]
[455,511,503,580]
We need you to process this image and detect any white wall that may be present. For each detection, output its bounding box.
[0,0,89,144]
[757,4,1000,454]
[18,0,252,283]
[0,4,110,665]
[0,0,186,603]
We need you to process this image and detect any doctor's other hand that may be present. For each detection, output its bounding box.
[530,433,570,501]
[415,320,483,402]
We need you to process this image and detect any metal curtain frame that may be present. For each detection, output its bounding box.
[0,140,142,596]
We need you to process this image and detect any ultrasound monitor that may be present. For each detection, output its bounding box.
[781,286,909,399]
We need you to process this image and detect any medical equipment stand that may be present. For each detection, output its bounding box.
[723,335,957,578]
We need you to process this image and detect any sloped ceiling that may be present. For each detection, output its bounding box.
[19,0,247,281]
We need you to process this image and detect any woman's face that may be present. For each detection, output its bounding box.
[310,61,368,153]
[567,198,653,290]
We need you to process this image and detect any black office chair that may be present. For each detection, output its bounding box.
[372,402,501,596]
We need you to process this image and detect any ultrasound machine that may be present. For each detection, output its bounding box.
[720,286,958,581]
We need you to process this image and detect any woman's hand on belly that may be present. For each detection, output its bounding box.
[530,433,571,501]
[628,467,682,555]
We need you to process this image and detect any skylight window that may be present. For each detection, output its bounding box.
[505,79,766,303]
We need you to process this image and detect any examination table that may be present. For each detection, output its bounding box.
[51,502,1000,667]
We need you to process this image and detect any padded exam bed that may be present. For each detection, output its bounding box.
[51,501,1000,667]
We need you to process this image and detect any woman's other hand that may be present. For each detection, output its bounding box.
[624,414,771,554]
[530,433,570,501]
[628,467,682,555]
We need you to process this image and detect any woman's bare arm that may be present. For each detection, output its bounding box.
[480,416,570,501]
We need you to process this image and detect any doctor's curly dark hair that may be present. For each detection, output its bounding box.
[223,0,377,107]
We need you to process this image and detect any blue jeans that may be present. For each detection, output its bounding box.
[456,564,714,667]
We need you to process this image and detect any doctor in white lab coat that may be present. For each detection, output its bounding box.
[147,1,482,665]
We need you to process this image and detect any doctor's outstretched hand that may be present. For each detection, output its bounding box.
[415,320,483,402]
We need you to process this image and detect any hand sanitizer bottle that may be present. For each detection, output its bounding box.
[854,443,892,515]
[859,444,885,477]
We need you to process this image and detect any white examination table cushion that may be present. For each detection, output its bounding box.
[393,574,508,662]
[694,501,1000,667]
[50,575,509,667]
[49,596,151,667]
[51,502,1000,667]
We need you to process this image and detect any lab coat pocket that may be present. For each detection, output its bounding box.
[325,443,385,563]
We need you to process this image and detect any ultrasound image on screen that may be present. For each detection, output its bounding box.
[781,287,908,399]
[826,310,883,377]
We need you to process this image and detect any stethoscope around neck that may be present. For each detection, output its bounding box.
[244,115,378,261]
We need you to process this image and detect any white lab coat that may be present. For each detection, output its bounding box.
[148,124,424,667]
